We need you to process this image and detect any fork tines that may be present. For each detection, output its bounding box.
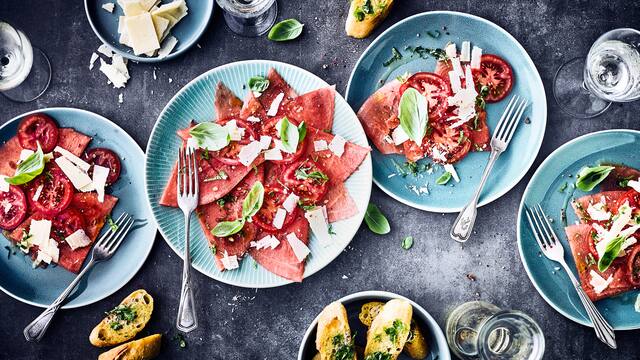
[95,212,134,254]
[525,204,560,251]
[493,95,529,144]
[177,146,199,198]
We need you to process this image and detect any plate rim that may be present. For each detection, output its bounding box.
[296,290,451,360]
[83,0,214,63]
[0,107,157,309]
[145,59,373,288]
[344,10,548,213]
[516,128,640,330]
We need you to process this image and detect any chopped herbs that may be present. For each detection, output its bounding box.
[200,148,210,160]
[384,319,405,343]
[475,85,490,110]
[248,76,270,93]
[295,166,329,184]
[217,194,235,208]
[393,160,431,177]
[404,46,447,61]
[204,170,228,182]
[210,245,217,255]
[558,182,568,193]
[383,47,403,67]
[426,30,441,38]
[401,236,414,250]
[106,215,118,232]
[365,203,391,235]
[436,172,452,185]
[585,253,596,267]
[328,224,337,235]
[364,352,392,360]
[332,334,356,360]
[618,176,634,188]
[106,305,136,329]
[353,0,375,21]
[173,333,187,349]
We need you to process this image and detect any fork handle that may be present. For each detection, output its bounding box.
[177,212,198,333]
[24,258,96,342]
[560,261,616,349]
[450,149,501,242]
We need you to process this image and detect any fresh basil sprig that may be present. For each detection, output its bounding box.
[212,182,264,237]
[398,87,429,145]
[598,236,626,272]
[365,203,390,235]
[575,165,615,192]
[268,19,304,42]
[7,144,45,185]
[278,117,305,153]
[189,122,230,151]
[248,76,270,93]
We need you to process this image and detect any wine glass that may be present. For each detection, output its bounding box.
[216,0,278,37]
[553,28,640,118]
[0,21,51,102]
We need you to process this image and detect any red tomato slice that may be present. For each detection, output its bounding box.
[428,123,472,164]
[616,189,640,211]
[282,158,329,205]
[434,60,453,80]
[399,72,452,120]
[0,185,28,230]
[473,54,514,103]
[82,148,122,185]
[627,246,640,285]
[17,113,59,152]
[260,116,306,164]
[26,167,74,217]
[252,186,300,232]
[208,118,259,166]
[51,208,85,243]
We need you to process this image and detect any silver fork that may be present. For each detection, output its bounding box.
[23,213,134,342]
[450,95,528,243]
[176,146,199,332]
[526,204,616,349]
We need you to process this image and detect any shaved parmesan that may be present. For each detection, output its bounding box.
[305,206,332,247]
[259,135,272,150]
[471,46,483,69]
[267,93,284,117]
[54,146,91,171]
[460,41,471,62]
[451,57,464,79]
[157,35,178,59]
[628,179,640,193]
[89,52,99,70]
[589,270,613,294]
[32,184,44,202]
[125,13,160,55]
[328,135,346,157]
[445,43,457,58]
[97,44,114,58]
[29,219,52,248]
[99,58,128,88]
[225,120,245,141]
[102,2,115,12]
[586,200,611,221]
[1,199,12,213]
[247,116,261,123]
[448,71,462,93]
[282,193,299,213]
[444,164,460,182]
[65,229,92,250]
[464,65,476,94]
[250,235,280,250]
[93,165,110,203]
[391,126,410,145]
[314,140,329,151]
[264,147,283,161]
[36,250,53,265]
[272,208,287,230]
[237,141,262,166]
[55,157,93,190]
[0,176,9,192]
[220,251,239,270]
[286,232,310,263]
[111,54,130,79]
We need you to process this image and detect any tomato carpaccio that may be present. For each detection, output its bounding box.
[473,54,514,102]
[25,166,74,217]
[0,185,28,230]
[17,113,59,152]
[399,72,451,120]
[82,148,122,185]
[252,186,299,232]
[209,118,259,166]
[282,158,329,205]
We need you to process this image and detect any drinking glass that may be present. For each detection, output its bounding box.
[446,301,545,360]
[0,21,51,103]
[216,0,278,37]
[553,28,640,118]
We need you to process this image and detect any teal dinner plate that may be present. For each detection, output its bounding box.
[84,0,213,63]
[345,11,547,212]
[0,108,156,308]
[145,60,372,288]
[517,130,640,329]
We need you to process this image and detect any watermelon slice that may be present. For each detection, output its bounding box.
[571,191,627,224]
[214,82,243,120]
[601,165,640,191]
[324,183,359,223]
[283,86,335,131]
[255,68,298,114]
[356,79,403,155]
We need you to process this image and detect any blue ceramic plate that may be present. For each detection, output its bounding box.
[145,60,372,288]
[345,11,547,212]
[297,290,451,360]
[517,130,640,329]
[0,108,156,308]
[84,0,213,62]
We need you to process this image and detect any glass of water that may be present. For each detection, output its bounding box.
[446,301,545,360]
[0,21,51,103]
[553,28,640,118]
[216,0,278,37]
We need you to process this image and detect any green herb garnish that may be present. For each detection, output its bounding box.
[384,319,405,343]
[189,122,230,151]
[268,19,304,42]
[383,47,403,67]
[210,245,217,256]
[402,236,414,250]
[294,166,329,184]
[332,334,356,360]
[426,30,441,38]
[106,305,137,327]
[405,46,447,61]
[365,203,390,235]
[398,87,428,145]
[618,176,634,188]
[173,334,187,349]
[212,182,264,237]
[598,236,626,272]
[575,165,615,192]
[248,76,270,93]
[200,148,210,160]
[364,352,392,360]
[558,182,568,193]
[436,172,452,185]
[278,117,303,153]
[6,143,45,185]
[106,215,118,232]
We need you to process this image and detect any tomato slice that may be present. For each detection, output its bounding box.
[473,54,514,103]
[260,116,306,164]
[627,246,640,286]
[282,158,329,205]
[50,208,85,243]
[17,113,60,153]
[26,166,74,217]
[0,185,28,230]
[428,123,472,164]
[208,118,259,166]
[82,148,122,185]
[616,189,640,211]
[252,186,300,232]
[399,72,452,120]
[434,60,453,80]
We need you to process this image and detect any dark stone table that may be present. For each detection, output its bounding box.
[1,1,639,359]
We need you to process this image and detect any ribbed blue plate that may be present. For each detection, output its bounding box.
[0,108,156,308]
[346,11,547,212]
[518,130,640,329]
[145,60,372,288]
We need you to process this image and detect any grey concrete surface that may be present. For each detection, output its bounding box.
[1,1,640,359]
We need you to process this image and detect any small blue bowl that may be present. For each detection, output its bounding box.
[84,0,213,63]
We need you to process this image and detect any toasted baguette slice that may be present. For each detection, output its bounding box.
[316,301,357,360]
[90,289,154,347]
[345,0,394,39]
[98,334,162,360]
[364,299,412,360]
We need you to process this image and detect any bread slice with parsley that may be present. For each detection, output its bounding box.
[90,289,154,347]
[364,299,412,360]
[315,301,357,360]
[98,334,162,360]
[346,0,394,39]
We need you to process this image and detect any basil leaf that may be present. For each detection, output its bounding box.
[436,172,451,185]
[268,19,304,42]
[598,236,626,272]
[189,122,230,151]
[398,87,429,145]
[242,181,264,219]
[365,203,390,235]
[295,166,329,184]
[212,218,245,237]
[6,144,44,185]
[402,236,413,250]
[248,76,269,93]
[298,121,307,143]
[278,117,299,153]
[575,165,614,192]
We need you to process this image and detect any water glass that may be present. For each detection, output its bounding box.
[216,0,278,37]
